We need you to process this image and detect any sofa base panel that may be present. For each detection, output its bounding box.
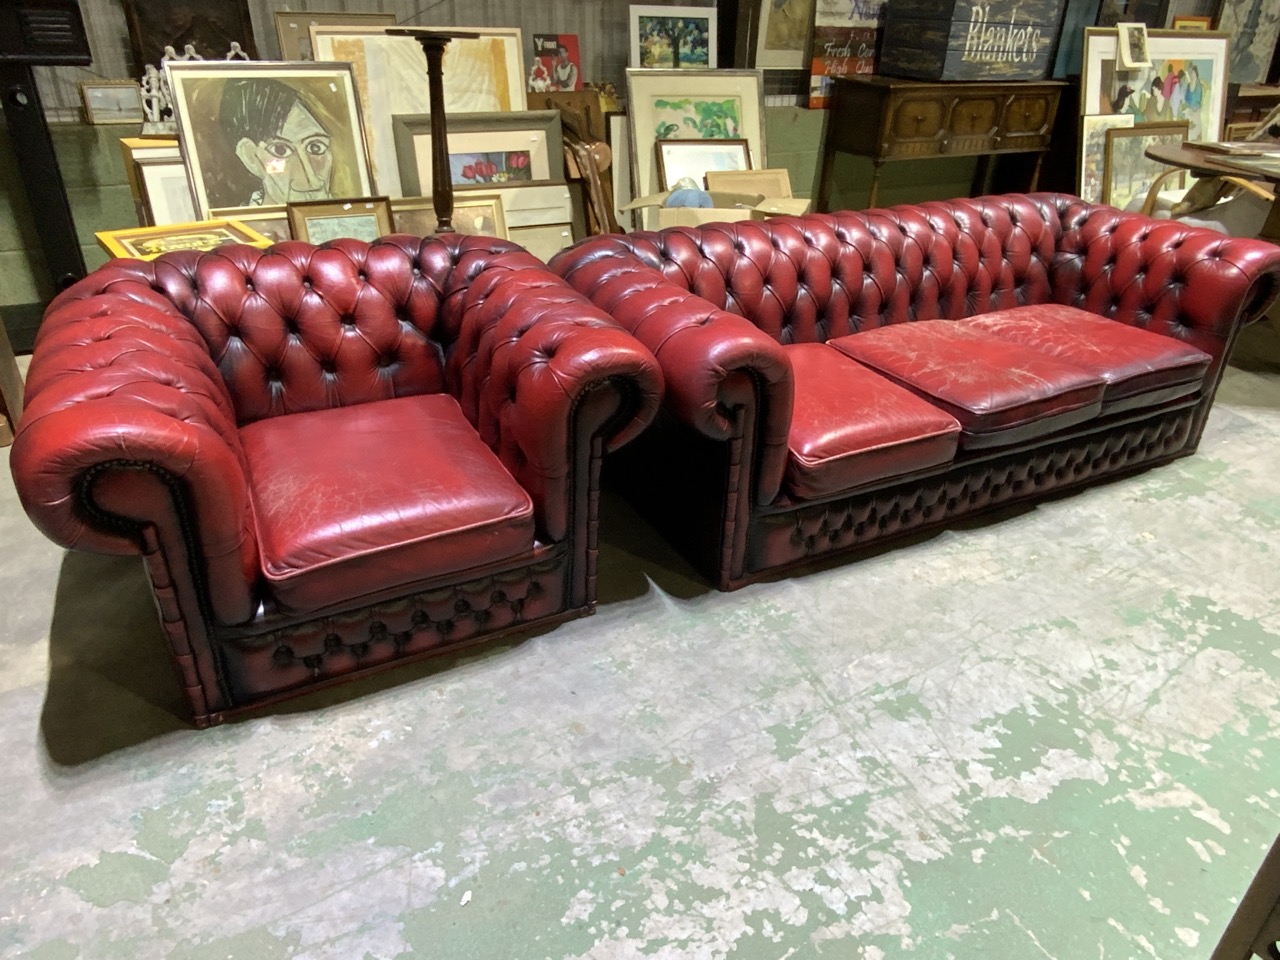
[203,552,576,725]
[740,407,1195,589]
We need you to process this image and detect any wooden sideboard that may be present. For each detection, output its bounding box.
[816,75,1067,212]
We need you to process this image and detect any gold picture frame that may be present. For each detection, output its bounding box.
[286,196,394,243]
[96,219,272,260]
[391,195,510,240]
[1171,15,1213,30]
[80,80,145,124]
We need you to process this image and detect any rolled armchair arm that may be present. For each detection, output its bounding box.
[442,245,664,543]
[1042,194,1280,369]
[12,279,259,626]
[552,237,794,505]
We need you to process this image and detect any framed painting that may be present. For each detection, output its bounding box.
[392,195,509,239]
[96,218,272,260]
[630,5,718,69]
[215,205,292,244]
[1171,15,1213,29]
[1214,0,1280,85]
[530,34,583,91]
[656,138,752,190]
[165,61,375,219]
[627,69,765,204]
[273,11,396,60]
[1078,113,1134,202]
[135,155,197,225]
[287,197,393,244]
[809,0,885,108]
[393,110,563,197]
[1102,120,1190,209]
[311,25,526,197]
[120,137,180,216]
[80,81,144,124]
[739,0,815,69]
[122,0,257,72]
[1082,28,1229,142]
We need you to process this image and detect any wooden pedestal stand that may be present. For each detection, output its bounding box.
[0,315,23,446]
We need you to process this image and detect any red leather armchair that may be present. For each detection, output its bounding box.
[552,193,1280,590]
[12,235,662,725]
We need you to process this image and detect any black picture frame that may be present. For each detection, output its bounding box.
[122,0,258,73]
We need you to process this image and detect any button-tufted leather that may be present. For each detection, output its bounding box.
[552,192,1280,589]
[11,233,664,725]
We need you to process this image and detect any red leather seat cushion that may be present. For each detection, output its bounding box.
[961,304,1212,414]
[240,394,535,614]
[830,321,1106,450]
[784,343,961,500]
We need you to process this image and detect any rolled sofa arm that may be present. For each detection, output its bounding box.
[11,270,259,626]
[439,241,665,543]
[551,236,794,506]
[1036,193,1280,369]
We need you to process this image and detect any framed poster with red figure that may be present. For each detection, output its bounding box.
[530,34,583,91]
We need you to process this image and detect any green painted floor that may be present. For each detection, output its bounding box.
[1,360,1278,959]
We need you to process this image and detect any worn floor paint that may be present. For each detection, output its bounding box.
[1,364,1278,959]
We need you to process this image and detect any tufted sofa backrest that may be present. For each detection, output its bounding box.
[603,195,1066,344]
[44,234,544,426]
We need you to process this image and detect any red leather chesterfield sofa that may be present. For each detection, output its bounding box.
[552,193,1280,590]
[11,235,662,726]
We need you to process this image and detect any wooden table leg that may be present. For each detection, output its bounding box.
[868,159,884,209]
[815,140,838,213]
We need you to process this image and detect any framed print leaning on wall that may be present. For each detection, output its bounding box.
[80,81,145,124]
[626,69,765,205]
[1079,113,1135,203]
[97,219,272,260]
[165,61,374,219]
[135,155,197,225]
[1081,28,1229,143]
[656,138,752,190]
[630,5,718,69]
[1102,120,1189,210]
[287,197,393,243]
[393,111,563,197]
[311,25,526,197]
[1214,0,1280,85]
[273,11,396,60]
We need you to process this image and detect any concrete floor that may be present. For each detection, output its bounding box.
[1,353,1279,959]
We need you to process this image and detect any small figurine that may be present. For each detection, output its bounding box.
[182,44,203,61]
[225,41,250,60]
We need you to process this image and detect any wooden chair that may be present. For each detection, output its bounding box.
[1210,835,1280,960]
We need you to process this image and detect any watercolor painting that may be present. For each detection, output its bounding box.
[650,97,742,140]
[449,151,534,186]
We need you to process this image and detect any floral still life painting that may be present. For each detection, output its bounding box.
[450,152,534,186]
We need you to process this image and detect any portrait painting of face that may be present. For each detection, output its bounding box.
[166,62,373,218]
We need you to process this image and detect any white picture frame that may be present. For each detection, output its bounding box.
[311,25,527,198]
[1081,28,1230,143]
[136,156,198,225]
[629,5,718,69]
[626,68,765,214]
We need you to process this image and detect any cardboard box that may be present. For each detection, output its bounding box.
[623,171,811,228]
